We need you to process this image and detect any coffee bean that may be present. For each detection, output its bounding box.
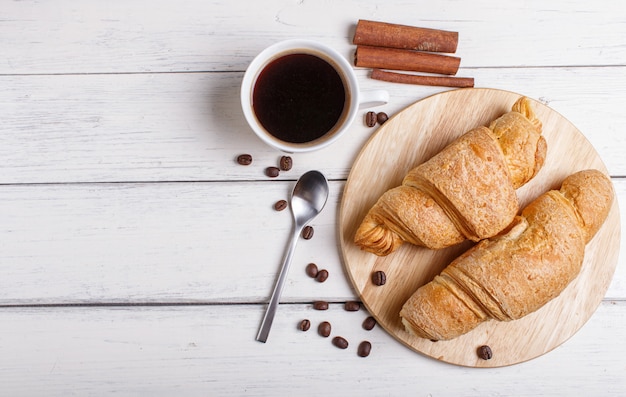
[299,319,311,331]
[376,112,389,125]
[477,345,493,360]
[318,321,331,337]
[273,199,288,211]
[365,111,377,127]
[362,316,377,331]
[344,301,360,312]
[305,263,319,278]
[236,154,252,165]
[332,336,349,349]
[315,269,329,283]
[371,270,386,286]
[279,156,293,171]
[265,166,280,177]
[357,341,371,357]
[313,301,329,310]
[301,225,314,240]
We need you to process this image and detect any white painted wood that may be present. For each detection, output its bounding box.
[1,0,625,394]
[0,180,353,304]
[1,67,626,185]
[0,303,624,396]
[0,179,624,304]
[1,0,625,74]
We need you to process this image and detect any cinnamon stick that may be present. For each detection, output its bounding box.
[371,69,474,88]
[353,19,458,53]
[354,45,460,75]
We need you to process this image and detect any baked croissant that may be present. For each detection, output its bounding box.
[354,97,546,255]
[400,169,614,341]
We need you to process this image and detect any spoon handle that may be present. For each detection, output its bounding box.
[256,224,302,342]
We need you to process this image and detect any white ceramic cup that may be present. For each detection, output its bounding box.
[241,39,389,153]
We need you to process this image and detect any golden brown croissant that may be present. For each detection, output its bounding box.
[400,169,614,341]
[354,97,546,255]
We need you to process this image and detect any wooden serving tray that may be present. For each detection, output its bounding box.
[339,88,620,367]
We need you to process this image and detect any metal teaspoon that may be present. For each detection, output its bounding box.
[256,170,329,342]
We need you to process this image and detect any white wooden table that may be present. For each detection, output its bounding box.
[1,1,625,395]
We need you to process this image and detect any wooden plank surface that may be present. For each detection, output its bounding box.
[0,181,352,304]
[0,178,624,305]
[0,302,624,396]
[1,67,626,184]
[1,0,625,74]
[1,0,626,395]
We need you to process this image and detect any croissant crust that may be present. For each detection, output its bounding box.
[355,97,546,256]
[400,169,613,341]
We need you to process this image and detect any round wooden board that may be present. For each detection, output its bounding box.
[339,88,621,367]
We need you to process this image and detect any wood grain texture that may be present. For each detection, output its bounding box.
[0,302,624,396]
[1,67,626,184]
[0,181,353,304]
[340,89,620,367]
[1,0,625,74]
[1,0,626,394]
[0,177,624,306]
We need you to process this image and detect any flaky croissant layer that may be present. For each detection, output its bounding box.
[400,169,614,341]
[355,97,546,256]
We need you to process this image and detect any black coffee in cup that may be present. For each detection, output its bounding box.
[252,53,347,144]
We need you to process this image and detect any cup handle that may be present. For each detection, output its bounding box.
[358,90,389,109]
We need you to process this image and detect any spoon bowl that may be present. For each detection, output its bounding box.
[291,171,329,224]
[256,170,329,342]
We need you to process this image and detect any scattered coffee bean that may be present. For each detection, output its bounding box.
[371,270,387,286]
[305,263,319,278]
[332,336,349,349]
[357,341,372,357]
[299,319,311,331]
[313,301,329,310]
[236,154,253,165]
[265,166,280,177]
[362,316,377,331]
[477,345,493,360]
[279,155,293,171]
[365,111,377,127]
[301,225,314,240]
[318,321,331,337]
[315,269,329,283]
[274,199,288,211]
[344,301,360,312]
[376,112,389,125]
